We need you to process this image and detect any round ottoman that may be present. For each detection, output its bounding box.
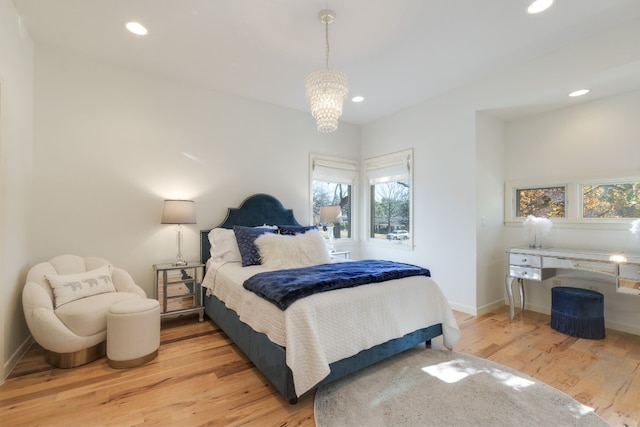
[550,287,605,340]
[107,298,160,368]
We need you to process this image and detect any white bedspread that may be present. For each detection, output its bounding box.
[202,260,461,397]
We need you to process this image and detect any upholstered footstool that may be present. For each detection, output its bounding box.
[107,298,161,368]
[550,286,605,340]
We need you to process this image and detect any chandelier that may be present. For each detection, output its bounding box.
[305,9,349,133]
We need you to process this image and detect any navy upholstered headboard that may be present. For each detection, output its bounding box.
[200,194,301,263]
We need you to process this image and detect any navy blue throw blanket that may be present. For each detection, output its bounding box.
[243,260,431,310]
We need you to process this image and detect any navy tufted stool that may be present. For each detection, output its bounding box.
[550,287,605,339]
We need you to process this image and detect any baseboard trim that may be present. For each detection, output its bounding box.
[477,299,507,316]
[448,302,477,316]
[449,299,507,317]
[4,335,34,381]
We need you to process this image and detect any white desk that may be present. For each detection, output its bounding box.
[506,247,640,319]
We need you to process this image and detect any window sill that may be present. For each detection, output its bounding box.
[504,219,635,231]
[364,239,415,251]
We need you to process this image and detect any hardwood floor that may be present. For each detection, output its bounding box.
[1,307,639,426]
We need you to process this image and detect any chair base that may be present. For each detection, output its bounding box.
[108,349,158,369]
[45,341,106,368]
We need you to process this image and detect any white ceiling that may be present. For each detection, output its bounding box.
[11,0,640,125]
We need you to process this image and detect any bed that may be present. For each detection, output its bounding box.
[200,193,460,403]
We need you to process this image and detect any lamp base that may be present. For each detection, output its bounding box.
[173,260,188,266]
[327,225,335,252]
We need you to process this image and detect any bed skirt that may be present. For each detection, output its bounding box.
[204,293,443,403]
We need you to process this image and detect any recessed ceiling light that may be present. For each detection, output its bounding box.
[126,22,148,36]
[569,89,590,97]
[527,0,554,14]
[351,96,364,103]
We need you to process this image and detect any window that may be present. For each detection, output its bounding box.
[516,186,566,218]
[365,149,413,245]
[506,176,640,224]
[582,181,640,219]
[310,154,357,242]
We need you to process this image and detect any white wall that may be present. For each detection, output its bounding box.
[32,47,360,300]
[475,114,506,313]
[360,15,640,318]
[360,100,479,313]
[504,91,640,184]
[0,0,34,381]
[504,90,640,333]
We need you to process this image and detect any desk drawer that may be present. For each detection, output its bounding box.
[509,254,542,268]
[509,266,542,281]
[619,263,640,280]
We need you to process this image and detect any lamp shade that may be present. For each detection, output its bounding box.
[161,200,196,224]
[319,205,342,223]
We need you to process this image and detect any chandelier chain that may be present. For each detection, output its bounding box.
[325,21,330,69]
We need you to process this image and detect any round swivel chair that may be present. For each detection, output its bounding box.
[22,254,146,368]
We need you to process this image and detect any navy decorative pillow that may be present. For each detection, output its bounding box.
[277,225,318,236]
[233,226,276,266]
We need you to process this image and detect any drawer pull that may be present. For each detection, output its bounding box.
[521,258,528,263]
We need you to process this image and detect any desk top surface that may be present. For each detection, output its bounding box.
[508,247,640,264]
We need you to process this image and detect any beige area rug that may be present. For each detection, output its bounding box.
[314,347,609,427]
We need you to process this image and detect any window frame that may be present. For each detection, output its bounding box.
[364,149,414,248]
[309,153,358,244]
[514,185,568,219]
[505,174,640,229]
[580,178,640,220]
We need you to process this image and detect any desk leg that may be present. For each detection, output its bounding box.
[506,275,516,320]
[518,278,525,312]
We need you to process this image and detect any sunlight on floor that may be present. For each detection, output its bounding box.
[420,358,597,418]
[421,358,535,389]
[565,401,598,418]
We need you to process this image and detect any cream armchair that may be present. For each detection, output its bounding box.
[23,254,146,368]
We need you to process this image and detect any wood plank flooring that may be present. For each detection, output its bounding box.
[1,307,639,426]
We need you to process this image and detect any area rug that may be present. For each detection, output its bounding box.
[314,347,608,427]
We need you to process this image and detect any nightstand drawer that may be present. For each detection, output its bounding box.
[509,253,542,268]
[509,266,542,281]
[619,263,640,280]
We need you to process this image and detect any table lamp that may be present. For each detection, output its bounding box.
[161,199,196,266]
[319,205,342,252]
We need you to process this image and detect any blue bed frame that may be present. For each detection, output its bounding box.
[200,193,443,403]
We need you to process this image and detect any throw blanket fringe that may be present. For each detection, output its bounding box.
[243,260,431,310]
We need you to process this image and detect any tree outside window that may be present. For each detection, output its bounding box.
[507,176,640,224]
[516,186,565,218]
[365,149,413,245]
[310,154,357,241]
[313,181,351,239]
[583,182,640,218]
[370,181,410,239]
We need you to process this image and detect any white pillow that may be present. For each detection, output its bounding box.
[255,229,331,270]
[46,264,115,308]
[208,228,242,262]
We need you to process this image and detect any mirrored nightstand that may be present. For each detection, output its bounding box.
[331,251,351,259]
[153,262,205,322]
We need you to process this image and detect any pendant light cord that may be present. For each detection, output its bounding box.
[325,21,330,69]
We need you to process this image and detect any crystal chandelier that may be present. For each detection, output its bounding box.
[305,9,349,133]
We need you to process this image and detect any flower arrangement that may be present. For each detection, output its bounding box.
[523,215,553,249]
